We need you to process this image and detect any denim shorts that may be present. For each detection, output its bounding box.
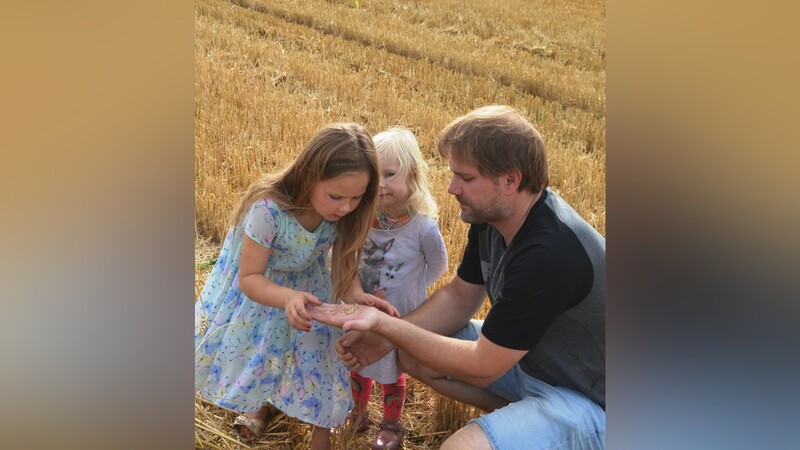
[451,320,606,450]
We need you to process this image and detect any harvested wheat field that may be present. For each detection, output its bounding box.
[195,0,605,448]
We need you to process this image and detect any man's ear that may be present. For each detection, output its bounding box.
[504,170,522,193]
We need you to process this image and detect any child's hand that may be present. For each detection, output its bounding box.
[285,291,322,331]
[356,292,401,318]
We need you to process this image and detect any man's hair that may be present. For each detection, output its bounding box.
[437,105,548,193]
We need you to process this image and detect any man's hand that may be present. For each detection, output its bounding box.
[307,303,396,370]
[336,330,395,372]
[285,291,322,331]
[307,302,385,332]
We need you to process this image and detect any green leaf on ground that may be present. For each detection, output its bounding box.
[197,259,217,271]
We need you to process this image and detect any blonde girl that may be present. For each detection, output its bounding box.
[347,128,448,450]
[195,123,396,450]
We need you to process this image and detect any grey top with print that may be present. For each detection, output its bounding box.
[357,214,448,383]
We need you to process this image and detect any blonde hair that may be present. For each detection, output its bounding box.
[230,123,379,301]
[373,128,438,220]
[438,105,548,194]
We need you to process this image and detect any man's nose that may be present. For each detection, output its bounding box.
[447,178,459,195]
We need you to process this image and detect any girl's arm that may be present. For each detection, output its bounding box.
[239,235,321,331]
[422,222,449,287]
[342,268,401,318]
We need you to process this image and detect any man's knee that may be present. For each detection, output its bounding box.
[441,423,492,450]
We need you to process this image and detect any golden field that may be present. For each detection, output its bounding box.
[195,0,605,448]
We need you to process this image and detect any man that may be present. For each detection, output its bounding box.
[310,105,605,449]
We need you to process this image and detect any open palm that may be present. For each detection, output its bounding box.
[308,303,395,370]
[307,303,383,332]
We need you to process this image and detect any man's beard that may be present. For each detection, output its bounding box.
[458,197,510,224]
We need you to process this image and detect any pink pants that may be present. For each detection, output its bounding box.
[350,371,406,420]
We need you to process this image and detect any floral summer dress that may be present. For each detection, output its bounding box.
[194,199,352,428]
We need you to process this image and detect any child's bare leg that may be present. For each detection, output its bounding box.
[310,425,332,450]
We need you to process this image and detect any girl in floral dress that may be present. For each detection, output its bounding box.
[195,123,398,449]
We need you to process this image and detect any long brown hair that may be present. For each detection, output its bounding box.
[230,123,379,301]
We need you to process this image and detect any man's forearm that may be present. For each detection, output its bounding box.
[377,313,494,383]
[403,276,486,336]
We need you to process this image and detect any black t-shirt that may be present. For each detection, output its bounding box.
[457,188,606,407]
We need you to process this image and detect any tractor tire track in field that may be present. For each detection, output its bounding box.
[227,0,603,114]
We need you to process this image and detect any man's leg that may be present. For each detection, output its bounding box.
[440,422,493,450]
[398,319,514,412]
[470,392,605,450]
[399,345,498,449]
[399,319,605,449]
[398,348,510,412]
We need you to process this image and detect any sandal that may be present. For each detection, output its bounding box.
[346,410,371,434]
[233,415,267,443]
[371,421,403,450]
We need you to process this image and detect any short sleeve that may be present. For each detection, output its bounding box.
[456,224,484,285]
[242,199,280,248]
[481,240,594,350]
